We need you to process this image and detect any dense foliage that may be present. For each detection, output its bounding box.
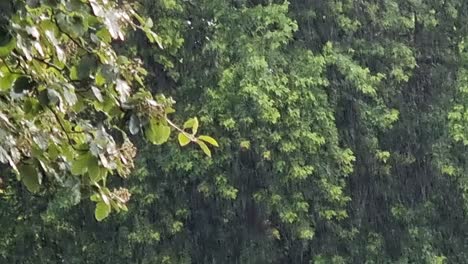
[0,0,215,222]
[1,0,468,263]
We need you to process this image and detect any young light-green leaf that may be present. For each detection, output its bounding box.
[197,140,211,157]
[95,201,111,221]
[178,133,191,146]
[183,118,196,129]
[71,153,91,176]
[183,117,199,135]
[90,193,101,202]
[198,135,219,147]
[145,119,171,145]
[192,117,199,135]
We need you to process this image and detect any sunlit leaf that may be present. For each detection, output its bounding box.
[198,135,219,147]
[90,193,101,202]
[197,140,211,157]
[184,117,199,134]
[178,133,191,146]
[95,201,111,221]
[145,119,171,145]
[71,153,92,176]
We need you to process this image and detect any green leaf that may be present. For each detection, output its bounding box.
[183,118,195,129]
[0,32,15,58]
[71,153,92,176]
[77,55,98,80]
[178,133,191,146]
[145,18,154,28]
[91,86,104,102]
[62,85,77,106]
[184,117,199,135]
[198,135,219,147]
[47,89,62,105]
[87,156,103,182]
[145,119,171,145]
[96,28,112,43]
[197,141,211,157]
[90,193,101,202]
[0,72,18,91]
[95,201,111,221]
[19,164,41,193]
[116,79,130,102]
[120,204,128,212]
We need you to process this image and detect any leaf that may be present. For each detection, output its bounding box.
[96,28,112,44]
[197,141,211,157]
[91,86,104,102]
[47,89,62,105]
[0,34,15,58]
[90,193,101,202]
[26,26,40,39]
[178,133,191,146]
[120,204,128,212]
[104,11,123,40]
[116,79,130,102]
[95,201,111,221]
[45,30,65,63]
[62,85,77,106]
[19,164,41,193]
[89,0,105,17]
[129,114,140,135]
[69,14,89,38]
[145,18,154,28]
[87,156,103,182]
[145,119,171,145]
[0,72,18,91]
[192,118,199,135]
[71,153,91,176]
[77,55,98,80]
[198,135,219,147]
[184,117,199,135]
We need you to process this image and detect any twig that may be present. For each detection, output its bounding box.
[32,56,64,72]
[165,117,197,142]
[47,106,89,152]
[0,58,23,75]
